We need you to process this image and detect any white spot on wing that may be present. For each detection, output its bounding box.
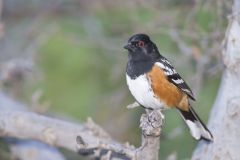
[161,58,172,65]
[155,62,176,75]
[182,88,191,93]
[155,62,165,69]
[172,78,184,84]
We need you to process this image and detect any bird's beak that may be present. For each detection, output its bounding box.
[123,43,132,50]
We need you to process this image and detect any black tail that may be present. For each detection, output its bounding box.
[178,106,213,142]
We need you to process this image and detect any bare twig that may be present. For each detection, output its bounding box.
[169,29,192,57]
[126,101,140,109]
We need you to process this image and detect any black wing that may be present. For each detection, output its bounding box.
[156,57,195,101]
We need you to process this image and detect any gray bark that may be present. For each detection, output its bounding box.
[7,139,65,160]
[192,0,240,159]
[0,91,65,160]
[0,91,163,160]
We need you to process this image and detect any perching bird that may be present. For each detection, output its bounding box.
[124,33,213,142]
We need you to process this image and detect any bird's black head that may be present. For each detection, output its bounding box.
[124,34,160,62]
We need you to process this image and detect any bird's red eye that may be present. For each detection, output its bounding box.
[138,41,144,47]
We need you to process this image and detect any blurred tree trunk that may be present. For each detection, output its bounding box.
[192,0,240,159]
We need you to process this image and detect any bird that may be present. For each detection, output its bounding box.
[123,33,213,142]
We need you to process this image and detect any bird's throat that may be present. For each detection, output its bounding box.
[126,60,154,79]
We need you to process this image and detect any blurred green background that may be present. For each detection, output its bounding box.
[0,0,231,159]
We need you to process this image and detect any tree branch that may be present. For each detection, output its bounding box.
[0,91,163,160]
[192,0,240,159]
[6,138,65,160]
[137,109,163,160]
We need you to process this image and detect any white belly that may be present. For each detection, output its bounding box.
[126,74,165,109]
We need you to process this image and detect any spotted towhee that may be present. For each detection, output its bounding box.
[124,34,213,141]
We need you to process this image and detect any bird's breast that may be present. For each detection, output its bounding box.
[126,73,165,109]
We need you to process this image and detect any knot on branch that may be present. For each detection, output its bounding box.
[42,127,57,146]
[227,97,240,118]
[140,110,164,137]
